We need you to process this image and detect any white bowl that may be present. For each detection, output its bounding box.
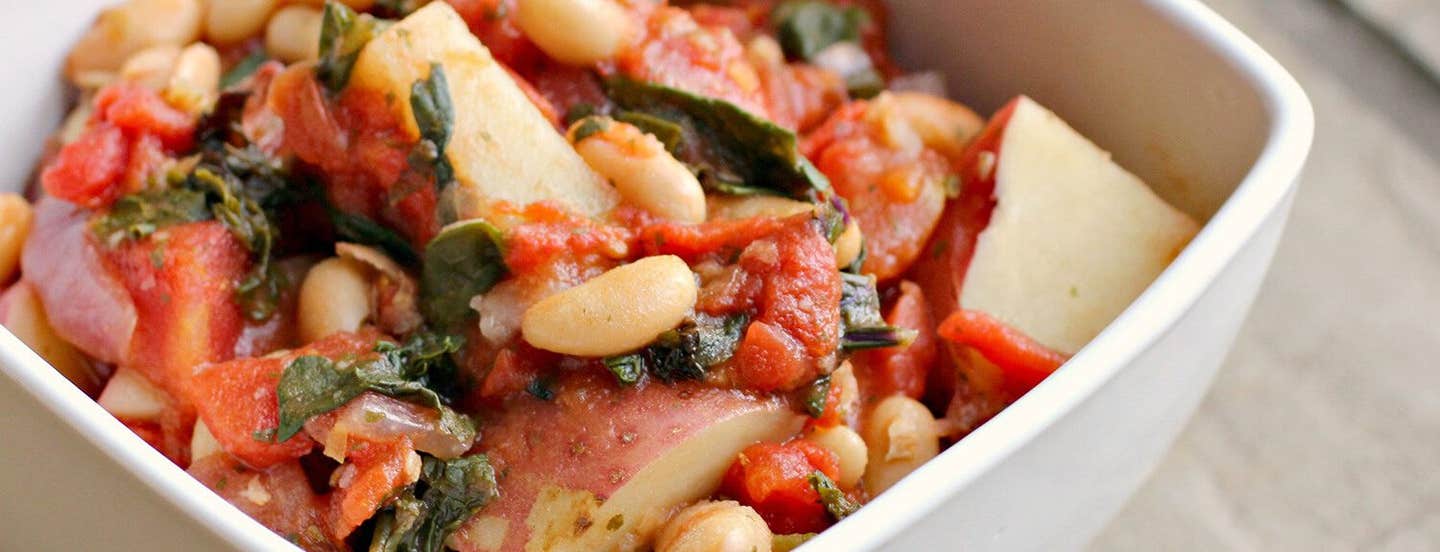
[0,1,1311,550]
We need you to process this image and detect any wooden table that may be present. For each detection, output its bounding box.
[1093,0,1440,548]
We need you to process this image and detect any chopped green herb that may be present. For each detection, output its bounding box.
[220,50,269,90]
[604,78,830,198]
[611,314,749,383]
[568,116,610,144]
[839,272,916,351]
[372,0,426,18]
[316,1,388,93]
[368,454,500,552]
[803,375,832,418]
[252,428,277,442]
[808,470,861,520]
[92,188,210,245]
[773,1,867,61]
[844,66,885,99]
[420,219,506,331]
[274,333,472,443]
[410,64,456,189]
[604,354,645,386]
[605,514,625,531]
[563,102,600,126]
[525,377,555,401]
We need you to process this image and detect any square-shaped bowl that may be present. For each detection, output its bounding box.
[0,1,1311,550]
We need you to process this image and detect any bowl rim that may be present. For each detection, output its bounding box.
[0,0,1313,550]
[806,0,1313,549]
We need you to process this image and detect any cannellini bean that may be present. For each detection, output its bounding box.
[1,282,99,395]
[265,5,324,63]
[165,43,223,115]
[0,194,33,284]
[830,361,860,423]
[834,219,863,268]
[706,195,814,221]
[861,395,940,494]
[521,255,697,357]
[65,0,203,83]
[516,0,632,66]
[205,0,280,44]
[191,419,224,460]
[297,257,374,343]
[656,501,772,552]
[888,92,985,160]
[807,425,868,488]
[571,118,706,224]
[118,45,182,90]
[97,367,167,421]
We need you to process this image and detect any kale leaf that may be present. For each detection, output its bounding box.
[773,0,867,60]
[316,1,388,93]
[329,208,420,266]
[219,50,269,90]
[839,272,917,351]
[274,333,472,443]
[368,454,500,552]
[410,64,456,189]
[807,470,861,521]
[604,78,831,198]
[420,219,506,331]
[603,313,748,384]
[92,188,210,245]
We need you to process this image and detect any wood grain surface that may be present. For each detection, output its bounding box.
[1092,0,1440,549]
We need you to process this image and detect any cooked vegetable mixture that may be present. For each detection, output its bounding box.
[0,0,1200,550]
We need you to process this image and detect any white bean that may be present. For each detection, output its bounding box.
[516,0,632,66]
[265,5,324,63]
[807,425,868,489]
[830,361,860,424]
[571,118,706,224]
[297,257,374,344]
[65,0,204,83]
[888,92,985,160]
[521,255,697,357]
[205,0,279,44]
[165,43,223,115]
[118,45,182,90]
[1,282,99,395]
[656,501,773,552]
[834,219,863,268]
[861,395,940,494]
[0,194,33,284]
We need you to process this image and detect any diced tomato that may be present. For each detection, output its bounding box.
[689,4,758,39]
[805,101,950,281]
[330,437,419,540]
[936,310,1068,401]
[93,83,196,150]
[477,343,557,400]
[527,62,610,122]
[721,440,841,534]
[105,222,249,411]
[639,216,788,263]
[41,123,129,208]
[619,7,769,117]
[188,456,340,551]
[502,201,635,275]
[731,320,808,392]
[269,65,436,247]
[757,62,847,132]
[187,331,380,469]
[854,281,937,401]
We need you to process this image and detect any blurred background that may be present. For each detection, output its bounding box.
[1094,0,1440,549]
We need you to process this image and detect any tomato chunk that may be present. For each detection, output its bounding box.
[936,309,1069,401]
[720,440,841,534]
[330,437,420,540]
[855,281,937,401]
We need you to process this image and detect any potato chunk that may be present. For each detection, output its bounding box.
[350,3,616,221]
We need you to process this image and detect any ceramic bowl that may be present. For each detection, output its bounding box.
[0,1,1312,550]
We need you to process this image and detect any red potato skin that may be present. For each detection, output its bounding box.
[720,440,841,534]
[468,373,798,552]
